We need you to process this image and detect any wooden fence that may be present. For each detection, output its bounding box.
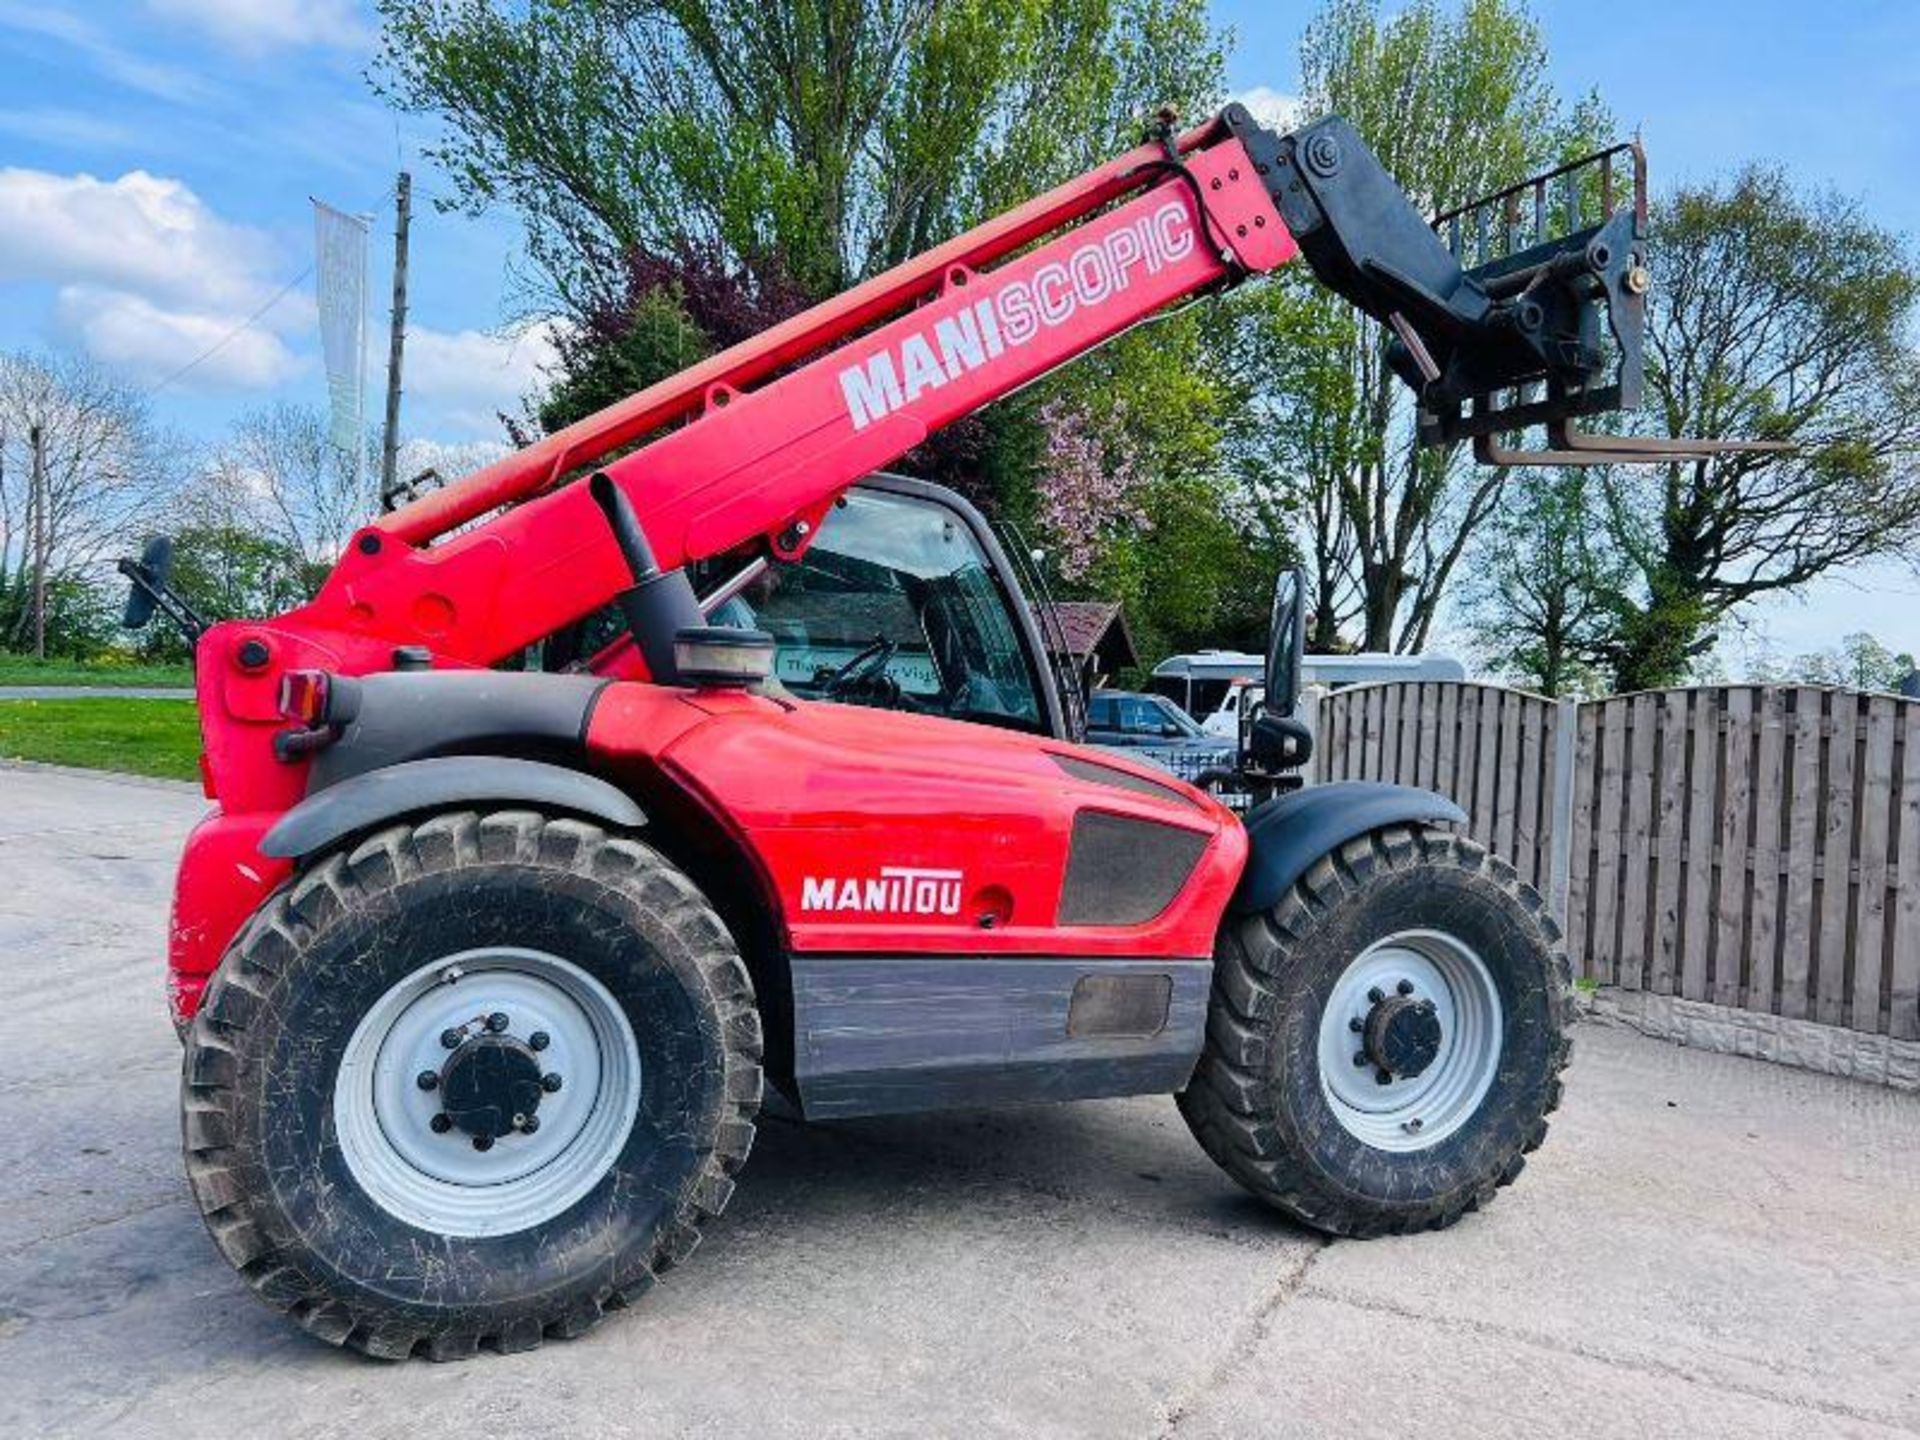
[1311,682,1920,1040]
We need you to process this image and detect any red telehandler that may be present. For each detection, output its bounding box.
[127,104,1736,1358]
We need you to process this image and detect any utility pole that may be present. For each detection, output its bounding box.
[29,423,46,660]
[380,170,411,500]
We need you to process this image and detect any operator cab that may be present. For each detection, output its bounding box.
[706,478,1063,736]
[547,473,1084,741]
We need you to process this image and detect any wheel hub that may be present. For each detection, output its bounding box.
[1363,993,1442,1079]
[334,948,640,1237]
[439,1033,547,1140]
[1317,930,1504,1154]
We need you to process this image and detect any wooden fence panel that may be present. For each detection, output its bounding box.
[1680,690,1717,1002]
[1854,697,1897,1033]
[1747,688,1788,1016]
[1713,689,1755,1009]
[1650,691,1689,999]
[1309,679,1919,1036]
[1779,690,1824,1022]
[1893,704,1920,1040]
[1566,704,1598,974]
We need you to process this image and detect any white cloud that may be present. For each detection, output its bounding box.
[53,286,303,390]
[0,166,308,392]
[0,167,288,319]
[396,322,563,437]
[1233,86,1302,132]
[144,0,369,55]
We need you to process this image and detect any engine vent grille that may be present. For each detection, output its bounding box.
[1057,811,1209,926]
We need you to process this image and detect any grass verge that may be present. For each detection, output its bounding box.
[0,698,201,781]
[0,656,194,689]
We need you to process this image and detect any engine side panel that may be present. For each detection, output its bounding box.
[586,684,1248,960]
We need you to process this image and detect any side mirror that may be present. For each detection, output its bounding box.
[1248,711,1313,772]
[117,535,208,648]
[120,535,174,630]
[1264,565,1306,717]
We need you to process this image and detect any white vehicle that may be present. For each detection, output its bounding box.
[1150,650,1468,737]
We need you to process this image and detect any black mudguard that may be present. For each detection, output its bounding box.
[259,755,646,861]
[1231,781,1467,915]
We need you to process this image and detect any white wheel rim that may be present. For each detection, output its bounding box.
[1317,929,1503,1153]
[333,947,642,1238]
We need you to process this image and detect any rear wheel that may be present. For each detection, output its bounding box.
[1179,825,1570,1236]
[183,809,761,1359]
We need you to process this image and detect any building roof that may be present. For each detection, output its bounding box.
[1048,601,1138,670]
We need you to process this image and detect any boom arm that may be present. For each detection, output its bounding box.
[199,103,1661,807]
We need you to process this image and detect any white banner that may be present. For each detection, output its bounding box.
[312,199,369,458]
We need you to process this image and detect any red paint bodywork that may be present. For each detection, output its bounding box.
[167,114,1299,1025]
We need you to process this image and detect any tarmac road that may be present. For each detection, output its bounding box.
[2,762,1916,1439]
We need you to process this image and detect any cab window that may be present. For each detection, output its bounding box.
[713,488,1045,733]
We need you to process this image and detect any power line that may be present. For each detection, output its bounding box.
[144,261,314,398]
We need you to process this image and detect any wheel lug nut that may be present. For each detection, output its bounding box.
[429,1113,452,1134]
[440,1027,463,1050]
[541,1072,563,1093]
[1396,978,1414,996]
[1375,1068,1393,1086]
[1348,1016,1364,1033]
[520,1115,540,1134]
[529,1031,550,1052]
[485,1012,510,1033]
[416,1070,439,1091]
[1353,1051,1369,1068]
[1367,986,1385,1004]
[472,1135,494,1152]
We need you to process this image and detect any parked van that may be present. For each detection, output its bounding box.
[1150,650,1468,738]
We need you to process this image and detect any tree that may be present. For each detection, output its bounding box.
[1235,0,1608,653]
[1748,632,1917,693]
[376,0,1224,312]
[223,404,378,587]
[1460,469,1629,696]
[1597,168,1920,691]
[0,352,182,655]
[382,0,1252,666]
[133,526,313,664]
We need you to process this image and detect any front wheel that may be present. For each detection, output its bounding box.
[183,810,762,1358]
[1179,825,1571,1236]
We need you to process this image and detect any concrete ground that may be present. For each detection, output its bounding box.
[2,762,1916,1440]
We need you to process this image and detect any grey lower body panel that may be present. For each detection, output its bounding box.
[790,955,1212,1120]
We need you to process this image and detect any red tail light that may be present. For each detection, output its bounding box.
[278,670,332,726]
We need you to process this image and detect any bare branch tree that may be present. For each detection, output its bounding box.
[1600,167,1920,690]
[0,352,185,649]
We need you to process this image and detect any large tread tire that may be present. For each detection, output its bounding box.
[183,809,762,1359]
[1178,824,1572,1237]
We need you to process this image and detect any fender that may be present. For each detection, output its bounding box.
[259,755,647,861]
[1231,780,1467,915]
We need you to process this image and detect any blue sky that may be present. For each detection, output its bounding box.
[0,0,1913,663]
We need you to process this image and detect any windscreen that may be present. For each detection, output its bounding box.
[716,489,1044,731]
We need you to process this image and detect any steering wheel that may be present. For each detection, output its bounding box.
[820,635,898,697]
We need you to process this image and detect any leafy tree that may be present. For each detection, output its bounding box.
[1235,0,1609,653]
[382,0,1248,665]
[376,0,1223,310]
[1598,168,1920,690]
[134,526,312,664]
[1748,631,1918,693]
[1460,469,1629,696]
[0,572,116,659]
